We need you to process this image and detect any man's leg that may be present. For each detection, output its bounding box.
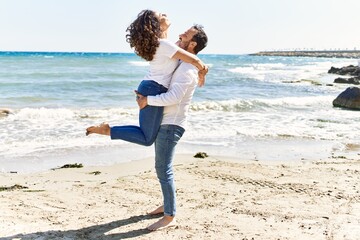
[148,205,164,215]
[147,124,185,231]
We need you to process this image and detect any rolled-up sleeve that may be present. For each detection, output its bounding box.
[148,71,193,107]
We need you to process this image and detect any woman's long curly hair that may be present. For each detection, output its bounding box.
[126,10,162,61]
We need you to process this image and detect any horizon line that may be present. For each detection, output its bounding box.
[0,50,247,56]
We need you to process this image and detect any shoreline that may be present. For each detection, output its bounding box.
[0,137,355,174]
[250,50,360,58]
[1,153,360,239]
[0,137,358,174]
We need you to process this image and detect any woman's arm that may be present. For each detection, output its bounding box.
[172,48,208,87]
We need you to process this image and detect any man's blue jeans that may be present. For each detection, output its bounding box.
[154,124,185,216]
[110,80,168,146]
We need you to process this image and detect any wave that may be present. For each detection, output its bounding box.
[129,61,149,67]
[190,95,334,112]
[0,107,139,159]
[3,107,138,121]
[0,100,358,167]
[258,95,334,108]
[190,99,257,112]
[227,61,351,83]
[0,95,336,121]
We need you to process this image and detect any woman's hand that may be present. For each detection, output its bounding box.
[134,90,148,109]
[198,65,209,87]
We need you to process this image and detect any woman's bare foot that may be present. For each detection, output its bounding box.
[147,205,164,215]
[86,123,110,136]
[147,215,176,231]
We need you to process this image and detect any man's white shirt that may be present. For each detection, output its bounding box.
[147,62,198,129]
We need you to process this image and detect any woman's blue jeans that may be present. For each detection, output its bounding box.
[154,124,185,216]
[110,80,168,146]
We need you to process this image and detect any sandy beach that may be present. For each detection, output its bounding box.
[1,153,360,240]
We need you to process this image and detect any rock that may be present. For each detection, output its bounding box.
[328,66,341,74]
[334,77,360,85]
[194,152,209,158]
[0,184,28,192]
[60,163,83,168]
[333,87,360,110]
[329,65,360,85]
[328,65,360,76]
[334,77,349,84]
[0,108,11,116]
[51,163,84,170]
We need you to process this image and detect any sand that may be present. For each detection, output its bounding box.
[1,154,360,240]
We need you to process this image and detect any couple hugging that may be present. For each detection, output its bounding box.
[86,9,208,231]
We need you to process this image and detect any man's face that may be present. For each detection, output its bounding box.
[178,27,198,51]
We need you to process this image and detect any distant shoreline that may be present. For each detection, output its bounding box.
[250,50,360,58]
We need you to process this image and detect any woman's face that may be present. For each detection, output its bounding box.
[156,12,171,32]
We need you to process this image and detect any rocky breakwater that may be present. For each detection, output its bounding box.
[250,50,360,58]
[329,65,360,110]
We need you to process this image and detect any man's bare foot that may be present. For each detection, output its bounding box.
[86,123,111,136]
[147,215,176,231]
[147,205,164,215]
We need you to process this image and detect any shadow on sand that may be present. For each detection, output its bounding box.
[2,214,162,240]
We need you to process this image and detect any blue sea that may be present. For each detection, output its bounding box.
[0,51,359,172]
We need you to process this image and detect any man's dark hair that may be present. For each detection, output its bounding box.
[191,24,208,54]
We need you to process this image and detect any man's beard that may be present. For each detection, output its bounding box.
[182,41,190,51]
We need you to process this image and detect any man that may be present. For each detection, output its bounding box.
[136,24,208,231]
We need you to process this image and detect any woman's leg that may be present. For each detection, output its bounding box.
[88,80,167,146]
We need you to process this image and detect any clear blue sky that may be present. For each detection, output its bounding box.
[1,0,359,54]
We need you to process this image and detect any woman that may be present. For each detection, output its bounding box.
[86,10,208,146]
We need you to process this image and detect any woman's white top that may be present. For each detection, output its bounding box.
[143,39,179,88]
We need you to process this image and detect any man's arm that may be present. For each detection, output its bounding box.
[136,66,196,109]
[172,49,208,87]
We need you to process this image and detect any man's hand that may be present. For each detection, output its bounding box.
[134,90,148,109]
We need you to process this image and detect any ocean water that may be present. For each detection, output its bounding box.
[0,52,359,172]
